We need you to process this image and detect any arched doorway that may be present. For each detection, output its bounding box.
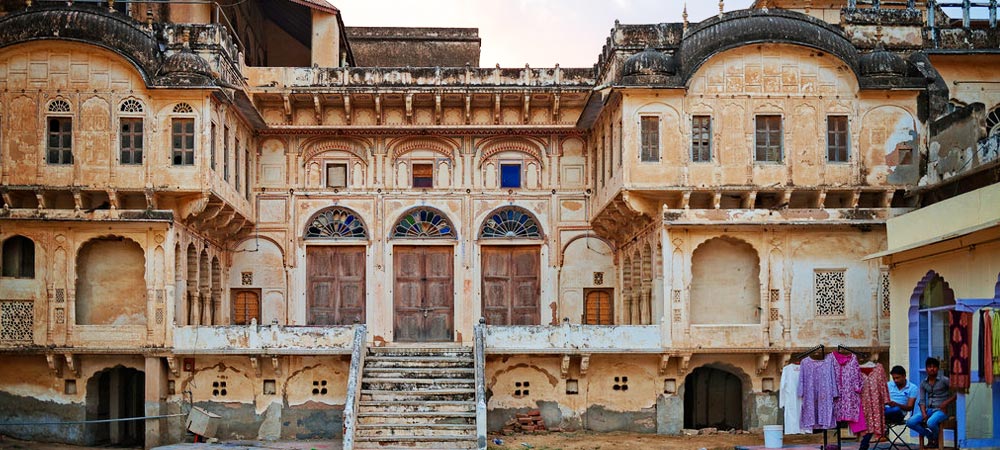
[85,366,144,446]
[391,207,457,342]
[908,271,956,383]
[479,206,544,326]
[684,366,743,430]
[304,206,368,326]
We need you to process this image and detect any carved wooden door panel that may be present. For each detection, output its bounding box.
[394,246,454,342]
[482,246,539,325]
[307,246,366,325]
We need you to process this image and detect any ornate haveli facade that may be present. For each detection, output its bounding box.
[0,0,998,448]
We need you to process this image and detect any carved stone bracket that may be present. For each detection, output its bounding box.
[678,353,692,375]
[64,353,79,378]
[271,356,281,376]
[579,354,591,377]
[250,356,261,376]
[561,355,571,379]
[46,353,63,378]
[659,354,671,375]
[165,356,180,377]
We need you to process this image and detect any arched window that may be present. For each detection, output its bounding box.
[305,207,367,239]
[2,236,35,278]
[392,208,456,238]
[479,206,542,239]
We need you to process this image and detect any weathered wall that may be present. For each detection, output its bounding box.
[690,237,761,325]
[75,238,147,325]
[346,27,481,67]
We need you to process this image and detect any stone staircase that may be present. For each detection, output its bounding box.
[354,346,478,449]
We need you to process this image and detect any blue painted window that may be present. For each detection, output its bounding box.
[500,164,522,188]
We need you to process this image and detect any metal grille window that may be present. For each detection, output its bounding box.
[640,116,660,162]
[879,270,891,317]
[119,118,143,164]
[0,300,33,343]
[814,270,846,316]
[755,115,783,163]
[691,115,712,162]
[171,118,195,165]
[827,116,849,162]
[47,117,73,164]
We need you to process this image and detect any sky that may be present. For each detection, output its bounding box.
[333,0,756,68]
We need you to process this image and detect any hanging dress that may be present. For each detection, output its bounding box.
[780,364,811,435]
[800,353,839,430]
[833,352,863,423]
[858,364,890,439]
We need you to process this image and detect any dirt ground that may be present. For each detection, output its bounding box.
[487,431,827,450]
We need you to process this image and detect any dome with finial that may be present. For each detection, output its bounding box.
[156,49,214,86]
[622,47,676,77]
[859,45,908,78]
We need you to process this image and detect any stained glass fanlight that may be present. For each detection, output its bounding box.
[392,208,456,238]
[305,207,367,239]
[480,207,542,239]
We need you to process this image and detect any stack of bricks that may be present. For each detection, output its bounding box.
[501,409,548,433]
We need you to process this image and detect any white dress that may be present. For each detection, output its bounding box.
[780,364,812,435]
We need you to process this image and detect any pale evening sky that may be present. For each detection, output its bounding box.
[333,0,756,68]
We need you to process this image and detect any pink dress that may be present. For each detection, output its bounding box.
[833,352,863,423]
[856,364,890,438]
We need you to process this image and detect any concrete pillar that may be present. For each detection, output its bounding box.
[144,357,168,449]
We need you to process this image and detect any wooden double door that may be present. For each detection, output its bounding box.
[307,246,366,325]
[393,246,454,342]
[482,246,540,325]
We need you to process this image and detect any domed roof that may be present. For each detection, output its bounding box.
[622,47,676,77]
[859,46,908,78]
[158,50,213,78]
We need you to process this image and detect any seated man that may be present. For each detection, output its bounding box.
[906,357,956,448]
[858,365,918,450]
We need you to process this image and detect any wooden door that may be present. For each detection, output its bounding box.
[482,246,540,325]
[307,246,366,325]
[231,290,260,325]
[394,246,454,341]
[584,289,614,325]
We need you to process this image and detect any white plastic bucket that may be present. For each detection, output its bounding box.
[763,425,784,448]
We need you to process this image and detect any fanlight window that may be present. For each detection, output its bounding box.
[987,106,1000,136]
[173,103,194,114]
[480,207,542,239]
[392,208,455,238]
[48,99,71,113]
[120,98,144,114]
[306,207,367,239]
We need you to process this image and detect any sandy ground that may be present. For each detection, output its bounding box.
[488,431,829,450]
[0,432,843,450]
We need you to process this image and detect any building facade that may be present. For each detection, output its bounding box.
[0,0,995,448]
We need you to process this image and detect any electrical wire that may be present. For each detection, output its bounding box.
[0,413,187,427]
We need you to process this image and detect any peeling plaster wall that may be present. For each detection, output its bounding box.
[176,356,349,440]
[558,235,615,324]
[690,237,760,325]
[231,238,286,325]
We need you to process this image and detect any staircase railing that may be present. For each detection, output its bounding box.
[474,319,487,450]
[342,324,367,450]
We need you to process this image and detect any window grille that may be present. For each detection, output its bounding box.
[815,270,846,316]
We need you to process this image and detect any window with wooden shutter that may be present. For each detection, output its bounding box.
[827,116,849,162]
[640,116,660,162]
[326,163,348,188]
[691,115,712,162]
[584,289,614,325]
[755,115,783,163]
[231,290,260,325]
[411,163,434,188]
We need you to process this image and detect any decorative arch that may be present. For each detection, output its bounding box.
[391,207,456,239]
[305,206,368,239]
[300,136,371,164]
[479,206,543,240]
[477,136,546,167]
[690,236,761,325]
[387,136,459,161]
[75,236,147,325]
[679,9,860,84]
[559,234,615,264]
[907,270,957,381]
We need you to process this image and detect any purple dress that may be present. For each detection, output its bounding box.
[833,352,863,423]
[799,353,839,429]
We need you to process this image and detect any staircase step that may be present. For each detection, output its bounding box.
[358,410,476,418]
[354,442,477,450]
[361,389,474,402]
[358,400,474,413]
[364,367,475,377]
[356,434,476,442]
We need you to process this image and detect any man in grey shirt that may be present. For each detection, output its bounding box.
[905,357,956,448]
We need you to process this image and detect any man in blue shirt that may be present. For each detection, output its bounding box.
[859,365,918,450]
[907,357,956,449]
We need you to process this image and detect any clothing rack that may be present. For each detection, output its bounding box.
[836,344,870,361]
[792,344,838,449]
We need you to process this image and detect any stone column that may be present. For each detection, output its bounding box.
[144,357,168,449]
